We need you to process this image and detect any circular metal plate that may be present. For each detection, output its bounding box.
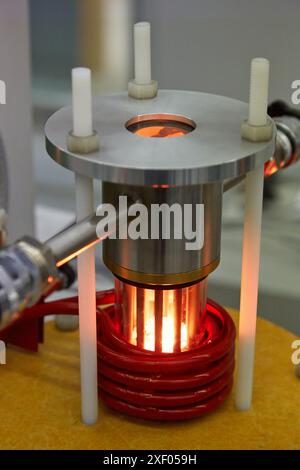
[45,90,275,185]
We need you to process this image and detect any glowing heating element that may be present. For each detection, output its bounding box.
[115,279,207,353]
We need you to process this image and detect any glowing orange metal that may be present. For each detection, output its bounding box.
[115,280,207,354]
[134,125,188,138]
[131,289,188,353]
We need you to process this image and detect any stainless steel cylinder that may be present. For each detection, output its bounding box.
[102,181,222,287]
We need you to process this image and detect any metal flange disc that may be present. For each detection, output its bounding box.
[45,90,275,186]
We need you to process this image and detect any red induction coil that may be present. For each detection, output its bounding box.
[0,289,236,421]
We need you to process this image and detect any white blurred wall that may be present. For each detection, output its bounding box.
[0,0,34,241]
[138,0,300,103]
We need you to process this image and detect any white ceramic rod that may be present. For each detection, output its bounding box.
[235,165,264,411]
[75,174,98,425]
[248,58,270,127]
[72,68,93,137]
[102,0,132,91]
[134,22,151,85]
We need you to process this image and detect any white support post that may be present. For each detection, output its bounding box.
[128,21,157,99]
[71,67,98,425]
[75,174,98,425]
[235,165,264,410]
[134,21,152,85]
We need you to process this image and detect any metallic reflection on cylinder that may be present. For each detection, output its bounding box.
[103,181,222,287]
[187,280,207,348]
[154,290,163,352]
[173,289,182,353]
[136,287,145,349]
[121,281,136,342]
[115,278,207,353]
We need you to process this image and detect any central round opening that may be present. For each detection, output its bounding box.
[126,113,196,138]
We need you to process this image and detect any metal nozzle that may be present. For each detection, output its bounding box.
[0,208,120,329]
[0,237,59,329]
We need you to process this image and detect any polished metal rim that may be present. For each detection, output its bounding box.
[45,90,275,185]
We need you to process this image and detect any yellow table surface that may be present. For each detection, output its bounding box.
[0,310,299,450]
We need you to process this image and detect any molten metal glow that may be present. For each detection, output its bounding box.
[131,289,188,353]
[116,278,207,353]
[133,316,188,353]
[126,115,196,139]
[134,125,187,138]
